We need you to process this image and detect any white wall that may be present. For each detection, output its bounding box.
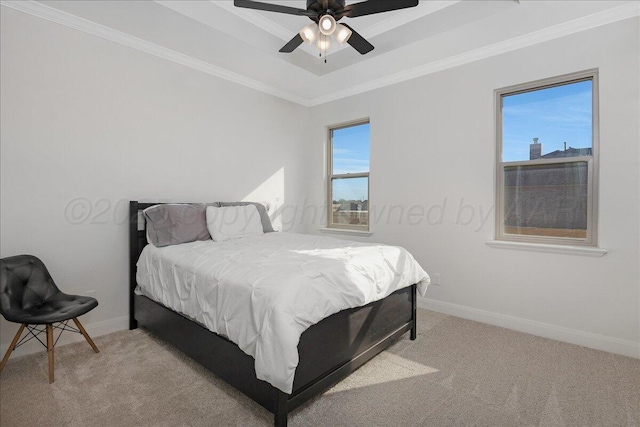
[0,8,310,354]
[304,18,640,357]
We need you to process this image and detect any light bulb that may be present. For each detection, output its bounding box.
[318,15,336,36]
[334,24,352,45]
[299,23,318,44]
[316,35,331,51]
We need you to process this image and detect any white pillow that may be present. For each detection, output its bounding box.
[206,205,264,242]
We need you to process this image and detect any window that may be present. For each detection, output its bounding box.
[327,120,370,231]
[496,70,599,246]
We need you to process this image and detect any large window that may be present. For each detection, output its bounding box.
[327,120,370,231]
[496,70,599,246]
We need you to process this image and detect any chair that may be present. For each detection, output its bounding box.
[0,255,99,383]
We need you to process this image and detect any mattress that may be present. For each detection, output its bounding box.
[136,232,429,393]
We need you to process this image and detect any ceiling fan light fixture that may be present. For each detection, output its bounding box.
[299,23,318,44]
[334,24,352,45]
[317,34,331,51]
[237,0,420,56]
[318,14,336,36]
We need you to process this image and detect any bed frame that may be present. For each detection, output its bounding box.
[129,201,417,427]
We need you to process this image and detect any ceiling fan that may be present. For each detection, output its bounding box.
[234,0,419,56]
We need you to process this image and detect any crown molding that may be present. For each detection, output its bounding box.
[1,1,638,107]
[0,0,310,106]
[308,1,640,106]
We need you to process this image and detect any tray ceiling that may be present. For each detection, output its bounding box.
[4,1,638,105]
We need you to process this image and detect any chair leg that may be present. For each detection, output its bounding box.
[72,318,99,353]
[0,324,26,374]
[46,324,54,384]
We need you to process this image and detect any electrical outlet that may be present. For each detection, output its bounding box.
[432,274,441,286]
[86,290,97,298]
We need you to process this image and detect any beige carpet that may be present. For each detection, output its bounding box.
[1,309,638,427]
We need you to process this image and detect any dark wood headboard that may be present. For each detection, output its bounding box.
[129,201,163,329]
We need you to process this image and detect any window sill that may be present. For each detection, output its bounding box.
[486,240,607,257]
[318,227,373,237]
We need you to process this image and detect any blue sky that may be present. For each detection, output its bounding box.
[332,123,370,202]
[502,80,592,162]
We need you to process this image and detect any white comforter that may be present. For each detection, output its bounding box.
[136,232,429,393]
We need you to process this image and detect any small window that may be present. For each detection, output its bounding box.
[327,120,370,231]
[496,70,599,246]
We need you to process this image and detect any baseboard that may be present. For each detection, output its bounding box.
[0,316,129,359]
[418,297,640,359]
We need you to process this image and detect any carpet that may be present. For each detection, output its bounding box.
[1,309,638,426]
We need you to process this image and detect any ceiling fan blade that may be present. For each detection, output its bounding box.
[234,0,318,17]
[338,0,419,18]
[279,33,304,53]
[341,24,374,55]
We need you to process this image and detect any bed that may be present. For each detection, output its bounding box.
[129,201,428,426]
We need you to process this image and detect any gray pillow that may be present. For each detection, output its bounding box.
[144,203,218,247]
[217,202,275,233]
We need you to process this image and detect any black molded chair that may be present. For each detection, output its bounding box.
[0,255,99,383]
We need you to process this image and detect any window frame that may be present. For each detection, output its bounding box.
[327,118,371,232]
[495,69,600,247]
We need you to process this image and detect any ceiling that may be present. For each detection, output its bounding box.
[4,1,638,105]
